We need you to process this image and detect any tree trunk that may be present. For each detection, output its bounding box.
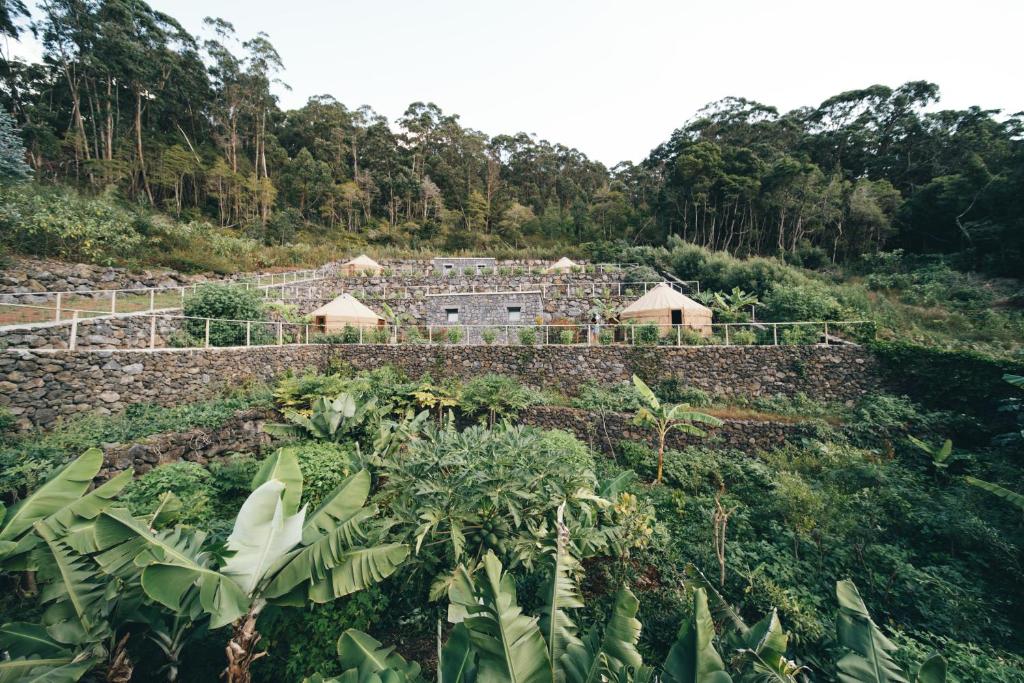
[106,633,134,683]
[135,91,153,204]
[656,431,666,484]
[223,601,266,683]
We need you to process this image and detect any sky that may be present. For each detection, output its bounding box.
[9,0,1024,166]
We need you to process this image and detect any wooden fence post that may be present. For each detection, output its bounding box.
[149,315,157,349]
[204,318,210,348]
[69,311,79,350]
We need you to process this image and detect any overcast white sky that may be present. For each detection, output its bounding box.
[10,0,1024,166]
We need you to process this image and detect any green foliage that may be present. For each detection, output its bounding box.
[183,284,268,347]
[265,393,377,443]
[518,327,538,346]
[461,374,533,426]
[121,462,215,527]
[0,109,31,183]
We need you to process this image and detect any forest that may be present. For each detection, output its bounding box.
[1,0,1023,275]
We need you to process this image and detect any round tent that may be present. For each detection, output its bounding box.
[619,283,712,335]
[339,254,383,276]
[546,256,579,273]
[309,294,384,334]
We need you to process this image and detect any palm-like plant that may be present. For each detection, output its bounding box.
[631,375,722,484]
[91,449,409,683]
[462,374,532,427]
[407,378,461,424]
[906,435,957,472]
[712,288,759,316]
[0,449,134,682]
[264,392,377,442]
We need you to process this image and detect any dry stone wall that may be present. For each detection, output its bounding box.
[1,256,215,299]
[1,344,880,431]
[0,313,187,350]
[519,405,816,455]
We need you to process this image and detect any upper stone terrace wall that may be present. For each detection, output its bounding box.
[1,256,221,299]
[1,344,881,431]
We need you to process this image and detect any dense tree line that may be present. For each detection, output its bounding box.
[1,1,1022,273]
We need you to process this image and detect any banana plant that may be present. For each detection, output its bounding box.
[264,393,378,443]
[906,435,957,472]
[835,580,946,683]
[964,477,1024,510]
[91,449,409,683]
[631,375,722,484]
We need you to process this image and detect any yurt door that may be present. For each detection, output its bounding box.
[671,309,682,325]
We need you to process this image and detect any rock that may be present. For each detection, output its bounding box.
[98,391,120,403]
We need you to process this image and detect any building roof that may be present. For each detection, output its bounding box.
[619,283,711,316]
[343,254,382,269]
[309,294,383,323]
[547,257,578,271]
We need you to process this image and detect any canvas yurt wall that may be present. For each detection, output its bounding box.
[310,294,384,333]
[339,254,383,276]
[618,283,712,335]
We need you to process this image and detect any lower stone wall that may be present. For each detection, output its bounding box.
[99,407,275,478]
[0,313,187,350]
[1,344,881,431]
[518,405,813,455]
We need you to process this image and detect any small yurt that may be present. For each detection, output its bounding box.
[309,294,384,333]
[547,257,579,273]
[339,254,383,276]
[619,283,712,335]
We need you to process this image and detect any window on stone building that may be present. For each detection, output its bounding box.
[446,308,459,323]
[507,306,521,322]
[476,264,485,274]
[443,263,453,274]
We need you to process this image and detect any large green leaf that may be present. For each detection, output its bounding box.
[33,532,109,646]
[304,544,409,604]
[539,505,583,683]
[1004,373,1024,389]
[0,657,91,683]
[0,623,70,659]
[336,629,421,682]
[452,551,552,683]
[965,477,1024,511]
[0,450,103,544]
[93,508,249,629]
[631,375,660,411]
[662,588,732,683]
[835,580,908,683]
[439,623,477,683]
[302,470,372,545]
[737,610,798,682]
[252,448,303,515]
[221,479,305,595]
[562,588,643,683]
[914,654,947,683]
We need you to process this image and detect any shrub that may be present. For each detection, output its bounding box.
[655,379,712,407]
[631,323,659,345]
[780,325,820,345]
[518,326,536,346]
[762,282,844,321]
[481,328,497,345]
[679,328,705,346]
[121,461,215,527]
[731,328,757,345]
[369,326,390,344]
[462,374,532,424]
[446,326,463,344]
[183,284,267,347]
[462,266,475,276]
[0,407,14,435]
[598,329,614,345]
[558,329,575,344]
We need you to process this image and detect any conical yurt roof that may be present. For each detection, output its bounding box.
[310,294,382,323]
[547,256,578,272]
[620,283,710,316]
[343,254,382,269]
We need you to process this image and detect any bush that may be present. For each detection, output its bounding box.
[446,327,463,344]
[598,329,613,345]
[731,328,757,345]
[369,326,390,344]
[679,328,705,346]
[462,374,532,424]
[518,327,537,346]
[0,407,14,435]
[780,325,820,345]
[121,462,215,527]
[635,323,660,345]
[762,282,844,322]
[481,328,497,345]
[183,284,267,347]
[558,329,575,344]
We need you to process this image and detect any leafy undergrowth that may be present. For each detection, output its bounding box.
[0,385,272,502]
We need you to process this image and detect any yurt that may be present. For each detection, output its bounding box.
[619,283,712,335]
[339,254,383,276]
[309,294,384,333]
[547,256,579,273]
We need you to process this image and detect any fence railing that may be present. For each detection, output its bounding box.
[264,280,701,302]
[0,268,329,326]
[0,310,873,351]
[328,262,641,277]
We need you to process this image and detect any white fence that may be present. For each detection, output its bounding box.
[0,267,329,326]
[0,310,874,351]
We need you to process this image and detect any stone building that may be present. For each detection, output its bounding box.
[431,256,497,275]
[424,290,543,341]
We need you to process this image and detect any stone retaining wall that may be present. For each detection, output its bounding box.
[99,407,276,478]
[0,312,188,350]
[1,344,880,431]
[518,405,814,455]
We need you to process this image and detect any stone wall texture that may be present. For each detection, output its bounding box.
[518,405,815,455]
[99,407,275,478]
[1,343,880,431]
[0,312,188,350]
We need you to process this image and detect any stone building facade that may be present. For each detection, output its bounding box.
[431,257,497,275]
[424,291,544,341]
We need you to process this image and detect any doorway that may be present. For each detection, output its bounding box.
[671,309,682,325]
